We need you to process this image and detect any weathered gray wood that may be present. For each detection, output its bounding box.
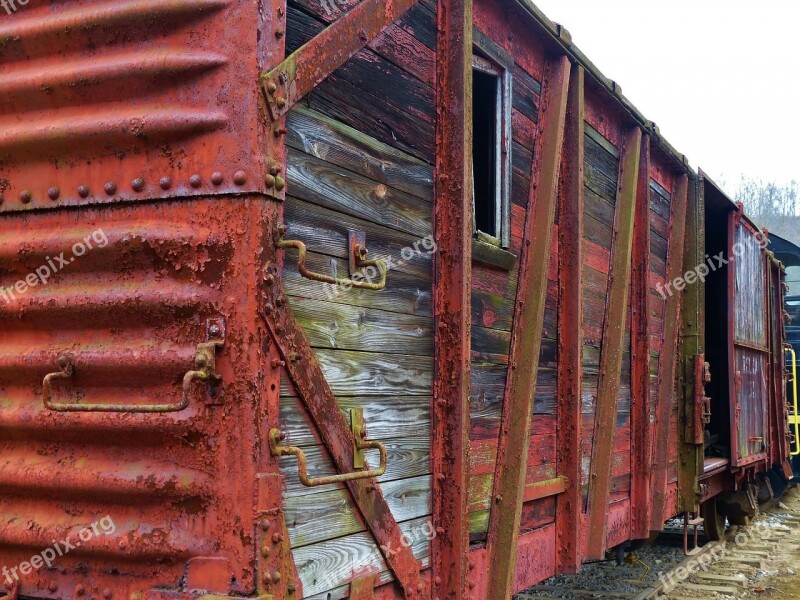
[288,106,433,201]
[279,348,432,397]
[279,393,431,448]
[285,475,431,547]
[290,296,434,356]
[279,435,431,497]
[293,515,431,598]
[288,148,432,238]
[284,248,433,317]
[285,197,433,278]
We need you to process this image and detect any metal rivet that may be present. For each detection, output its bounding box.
[48,581,58,592]
[270,163,281,176]
[211,172,224,186]
[261,544,271,558]
[78,185,90,198]
[265,174,276,188]
[417,582,424,592]
[159,177,172,190]
[75,585,86,596]
[19,190,32,204]
[288,583,297,594]
[104,182,117,195]
[276,97,286,109]
[233,171,247,186]
[131,178,145,192]
[48,187,60,200]
[103,589,112,600]
[272,532,283,544]
[275,29,284,39]
[118,539,127,550]
[272,572,281,583]
[262,572,272,585]
[274,176,285,191]
[267,82,277,94]
[468,581,476,589]
[261,519,270,531]
[189,174,202,188]
[434,577,442,586]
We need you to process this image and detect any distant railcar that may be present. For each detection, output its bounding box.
[0,0,793,599]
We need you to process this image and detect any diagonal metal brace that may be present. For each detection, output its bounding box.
[261,0,419,121]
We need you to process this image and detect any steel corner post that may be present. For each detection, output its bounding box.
[485,53,572,599]
[431,0,473,597]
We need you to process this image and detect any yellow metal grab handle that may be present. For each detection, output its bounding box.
[268,427,387,487]
[42,341,223,413]
[275,236,387,291]
[786,344,799,456]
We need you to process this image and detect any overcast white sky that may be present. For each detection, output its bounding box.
[532,0,799,197]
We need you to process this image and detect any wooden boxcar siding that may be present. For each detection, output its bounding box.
[280,3,438,597]
[467,34,558,542]
[579,123,634,507]
[648,179,679,484]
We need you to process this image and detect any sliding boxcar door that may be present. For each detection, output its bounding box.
[730,218,770,466]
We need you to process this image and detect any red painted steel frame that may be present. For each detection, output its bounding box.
[431,0,473,597]
[556,64,585,574]
[485,53,572,599]
[630,135,653,540]
[586,126,642,560]
[650,174,689,530]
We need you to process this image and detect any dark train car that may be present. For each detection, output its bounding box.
[0,1,792,599]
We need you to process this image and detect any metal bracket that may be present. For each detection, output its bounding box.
[43,321,225,413]
[275,224,387,290]
[268,424,387,487]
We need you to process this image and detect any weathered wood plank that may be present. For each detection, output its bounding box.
[279,393,431,448]
[284,248,433,317]
[290,296,434,355]
[293,515,431,598]
[288,106,434,201]
[285,197,433,278]
[285,475,431,548]
[279,349,432,396]
[288,148,432,237]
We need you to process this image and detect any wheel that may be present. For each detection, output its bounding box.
[702,497,727,541]
[729,513,751,527]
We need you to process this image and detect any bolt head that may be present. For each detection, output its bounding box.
[20,190,33,203]
[131,178,145,192]
[48,187,60,200]
[159,176,172,190]
[189,174,202,188]
[267,81,277,94]
[211,172,224,186]
[209,324,221,337]
[276,97,286,109]
[104,182,117,195]
[233,170,247,186]
[78,185,90,198]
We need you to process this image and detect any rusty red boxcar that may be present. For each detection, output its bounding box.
[0,0,793,599]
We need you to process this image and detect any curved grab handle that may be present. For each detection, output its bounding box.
[275,228,387,291]
[269,427,387,487]
[42,341,223,413]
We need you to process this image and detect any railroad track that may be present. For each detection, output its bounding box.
[516,488,800,599]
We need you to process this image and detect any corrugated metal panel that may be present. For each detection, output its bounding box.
[0,0,267,212]
[0,198,268,597]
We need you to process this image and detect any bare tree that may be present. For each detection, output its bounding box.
[736,177,800,245]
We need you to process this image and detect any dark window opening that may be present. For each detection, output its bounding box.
[473,67,499,239]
